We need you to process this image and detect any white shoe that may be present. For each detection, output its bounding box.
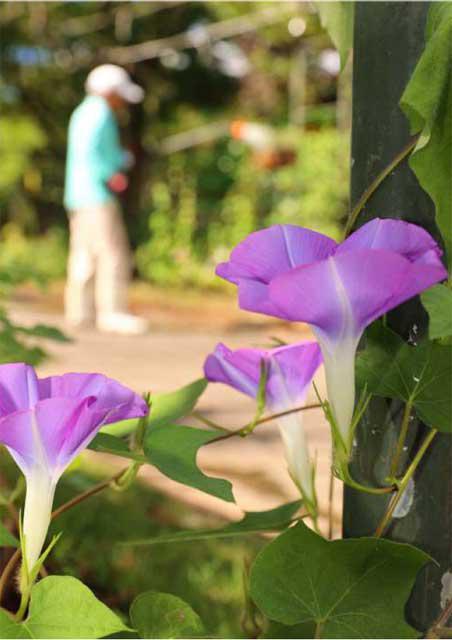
[65,316,95,330]
[96,312,149,335]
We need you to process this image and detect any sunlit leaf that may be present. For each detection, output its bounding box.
[400,3,452,269]
[421,284,452,339]
[0,576,128,639]
[148,378,208,429]
[316,2,354,70]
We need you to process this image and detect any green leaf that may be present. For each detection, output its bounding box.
[250,521,429,638]
[88,433,147,463]
[17,324,70,343]
[421,284,452,339]
[0,609,30,639]
[400,3,452,269]
[0,576,128,639]
[262,620,316,639]
[101,379,207,437]
[124,500,302,546]
[130,591,203,639]
[0,522,19,547]
[144,424,234,502]
[316,2,355,70]
[356,324,452,432]
[100,418,140,437]
[148,378,208,429]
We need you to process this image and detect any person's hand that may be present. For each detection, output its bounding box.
[107,173,129,193]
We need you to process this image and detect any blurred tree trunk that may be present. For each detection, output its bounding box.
[343,1,451,633]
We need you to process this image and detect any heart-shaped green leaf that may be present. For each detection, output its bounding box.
[356,324,452,432]
[0,576,129,639]
[250,522,429,638]
[421,284,452,340]
[130,591,203,639]
[400,3,452,269]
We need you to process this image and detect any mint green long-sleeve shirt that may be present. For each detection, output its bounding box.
[64,95,127,210]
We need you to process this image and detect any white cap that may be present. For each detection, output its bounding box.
[85,64,144,103]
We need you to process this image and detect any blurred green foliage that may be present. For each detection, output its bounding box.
[0,223,67,283]
[0,225,69,365]
[137,128,349,288]
[0,307,68,365]
[0,2,348,290]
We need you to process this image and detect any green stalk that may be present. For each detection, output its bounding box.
[343,136,419,238]
[388,401,412,480]
[375,428,437,538]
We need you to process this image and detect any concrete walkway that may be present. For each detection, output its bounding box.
[8,290,342,535]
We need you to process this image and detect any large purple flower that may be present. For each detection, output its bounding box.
[204,341,322,510]
[0,363,148,572]
[216,219,446,449]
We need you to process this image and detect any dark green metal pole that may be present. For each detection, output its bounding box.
[343,2,451,632]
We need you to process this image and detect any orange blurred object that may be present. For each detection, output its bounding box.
[253,149,297,170]
[230,119,296,170]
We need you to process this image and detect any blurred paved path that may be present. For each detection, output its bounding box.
[8,294,342,535]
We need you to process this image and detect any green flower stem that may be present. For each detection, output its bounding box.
[388,401,413,480]
[327,472,335,540]
[337,458,395,495]
[254,403,322,428]
[207,403,322,444]
[51,467,126,521]
[375,428,438,538]
[324,393,395,497]
[0,466,130,608]
[315,620,324,639]
[343,135,419,238]
[14,584,29,622]
[191,411,226,431]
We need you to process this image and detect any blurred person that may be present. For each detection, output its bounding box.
[64,64,148,335]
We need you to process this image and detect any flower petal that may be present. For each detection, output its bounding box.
[34,397,102,471]
[204,343,262,398]
[277,412,315,505]
[0,363,39,416]
[216,224,337,285]
[338,218,443,265]
[266,342,322,410]
[269,249,447,341]
[0,408,36,474]
[0,397,99,476]
[204,341,322,409]
[237,279,285,316]
[38,373,148,425]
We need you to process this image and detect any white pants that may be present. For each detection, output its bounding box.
[65,202,131,325]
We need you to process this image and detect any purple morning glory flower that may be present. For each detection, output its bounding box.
[204,341,322,509]
[216,218,446,450]
[0,363,148,572]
